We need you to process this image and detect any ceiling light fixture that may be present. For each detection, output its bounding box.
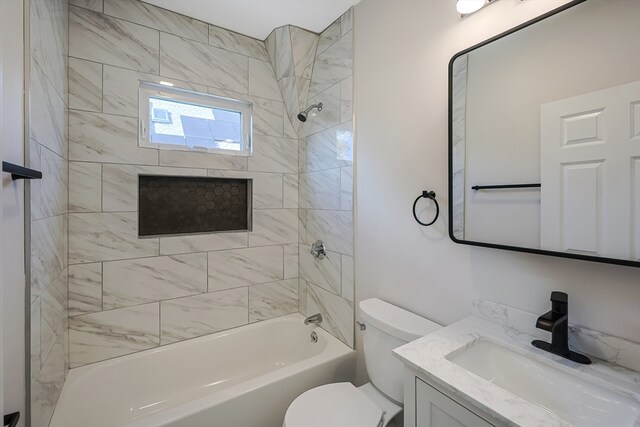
[159,81,174,87]
[456,0,500,16]
[456,0,486,14]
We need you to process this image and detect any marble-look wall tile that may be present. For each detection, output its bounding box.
[252,96,285,137]
[303,122,353,172]
[31,298,41,373]
[104,0,208,43]
[248,58,281,101]
[31,0,68,102]
[160,32,248,93]
[265,28,276,70]
[306,209,353,256]
[30,61,67,158]
[298,279,308,316]
[103,254,207,309]
[69,263,102,316]
[70,0,102,12]
[207,169,283,209]
[29,141,43,220]
[160,232,248,255]
[208,246,284,292]
[316,19,341,56]
[69,302,159,367]
[208,25,269,61]
[69,110,159,165]
[249,134,297,173]
[69,162,101,212]
[309,32,352,98]
[31,215,66,299]
[341,255,354,302]
[32,339,66,427]
[102,65,207,117]
[284,243,299,279]
[298,209,308,245]
[299,249,341,295]
[249,209,298,246]
[69,212,159,264]
[290,27,318,80]
[340,76,353,123]
[299,168,341,210]
[40,272,67,364]
[300,82,341,138]
[277,76,306,136]
[341,166,353,211]
[284,174,299,208]
[161,288,249,344]
[307,283,354,347]
[284,113,298,139]
[159,149,246,170]
[271,26,294,81]
[249,279,298,322]
[102,164,207,212]
[340,8,353,36]
[69,6,159,73]
[34,148,68,219]
[69,58,102,111]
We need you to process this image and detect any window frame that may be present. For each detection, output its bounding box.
[138,81,253,156]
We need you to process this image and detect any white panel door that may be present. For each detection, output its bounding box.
[541,81,640,260]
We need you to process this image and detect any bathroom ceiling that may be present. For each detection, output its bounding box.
[142,0,361,40]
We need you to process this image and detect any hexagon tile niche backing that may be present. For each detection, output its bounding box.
[138,175,251,237]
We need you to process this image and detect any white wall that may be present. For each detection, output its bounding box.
[353,0,640,383]
[1,0,26,424]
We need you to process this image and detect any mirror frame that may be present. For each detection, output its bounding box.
[447,0,639,268]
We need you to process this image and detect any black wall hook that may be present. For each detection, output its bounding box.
[413,190,439,226]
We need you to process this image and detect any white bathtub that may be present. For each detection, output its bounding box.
[50,313,355,427]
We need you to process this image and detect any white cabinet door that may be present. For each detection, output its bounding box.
[540,81,640,260]
[416,378,494,427]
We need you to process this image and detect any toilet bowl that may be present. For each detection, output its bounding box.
[284,298,441,427]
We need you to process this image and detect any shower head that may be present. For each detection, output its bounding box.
[297,102,323,122]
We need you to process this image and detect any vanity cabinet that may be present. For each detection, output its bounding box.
[415,378,494,427]
[404,370,499,427]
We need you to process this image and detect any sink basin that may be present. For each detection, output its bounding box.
[446,338,640,427]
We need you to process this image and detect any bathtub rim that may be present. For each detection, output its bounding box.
[52,312,355,427]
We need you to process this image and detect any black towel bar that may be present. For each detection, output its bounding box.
[471,183,541,190]
[2,161,42,180]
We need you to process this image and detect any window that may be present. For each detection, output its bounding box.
[139,82,252,156]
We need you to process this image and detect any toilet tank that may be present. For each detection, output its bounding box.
[359,298,441,404]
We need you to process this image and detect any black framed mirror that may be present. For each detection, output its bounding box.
[448,0,640,267]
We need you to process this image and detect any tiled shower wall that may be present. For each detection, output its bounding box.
[29,0,70,425]
[299,11,355,347]
[67,0,299,368]
[266,10,355,347]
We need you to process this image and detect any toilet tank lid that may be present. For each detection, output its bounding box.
[359,298,441,342]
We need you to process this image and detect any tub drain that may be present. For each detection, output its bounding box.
[310,331,318,343]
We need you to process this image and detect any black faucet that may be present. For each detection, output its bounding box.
[531,291,591,364]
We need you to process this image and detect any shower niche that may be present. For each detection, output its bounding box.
[138,175,252,237]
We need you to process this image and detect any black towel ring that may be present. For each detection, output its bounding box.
[412,190,439,227]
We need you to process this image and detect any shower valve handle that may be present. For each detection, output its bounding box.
[310,240,327,259]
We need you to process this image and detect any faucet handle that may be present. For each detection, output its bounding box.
[550,291,568,314]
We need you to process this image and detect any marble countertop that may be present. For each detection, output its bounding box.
[393,315,640,427]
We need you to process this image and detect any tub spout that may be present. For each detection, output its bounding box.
[304,313,322,325]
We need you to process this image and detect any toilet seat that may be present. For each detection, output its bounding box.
[283,383,384,427]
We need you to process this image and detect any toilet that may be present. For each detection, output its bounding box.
[284,298,441,427]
